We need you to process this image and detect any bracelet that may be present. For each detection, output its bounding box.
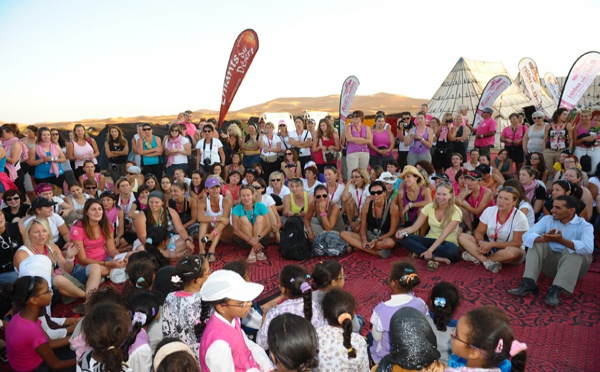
[319,212,328,217]
[409,202,413,209]
[361,236,367,241]
[185,237,192,243]
[66,257,75,263]
[213,216,217,223]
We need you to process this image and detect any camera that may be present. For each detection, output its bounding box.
[203,158,212,166]
[285,163,295,168]
[399,231,409,238]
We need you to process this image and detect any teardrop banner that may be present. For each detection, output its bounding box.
[558,51,600,110]
[543,72,561,104]
[218,29,259,127]
[472,75,511,128]
[339,76,360,136]
[518,57,544,112]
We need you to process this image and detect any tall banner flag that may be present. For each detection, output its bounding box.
[518,58,544,112]
[558,51,600,110]
[544,72,561,104]
[339,76,360,136]
[472,75,511,128]
[218,29,259,127]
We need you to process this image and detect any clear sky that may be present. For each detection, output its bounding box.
[0,0,597,123]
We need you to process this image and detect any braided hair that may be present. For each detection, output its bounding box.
[429,282,460,332]
[267,313,319,372]
[144,226,171,268]
[280,265,313,320]
[121,291,160,361]
[322,289,357,359]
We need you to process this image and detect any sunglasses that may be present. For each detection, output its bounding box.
[6,196,20,201]
[285,153,293,155]
[499,186,516,193]
[51,133,60,135]
[270,179,281,182]
[533,116,542,119]
[171,129,180,132]
[315,194,328,199]
[127,172,137,175]
[86,186,97,190]
[203,130,212,133]
[351,175,361,179]
[224,301,251,308]
[371,190,384,195]
[143,128,152,131]
[252,185,262,190]
[380,177,395,181]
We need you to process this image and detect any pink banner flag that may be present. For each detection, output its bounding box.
[339,76,360,135]
[218,29,259,127]
[518,57,544,112]
[559,51,600,110]
[473,75,511,128]
[543,72,561,104]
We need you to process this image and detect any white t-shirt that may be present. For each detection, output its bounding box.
[327,183,345,206]
[289,130,312,157]
[302,179,323,195]
[479,206,529,245]
[261,134,281,156]
[196,138,223,165]
[278,134,291,152]
[165,136,191,165]
[518,200,535,228]
[23,213,65,243]
[266,185,290,200]
[348,184,370,211]
[261,194,276,207]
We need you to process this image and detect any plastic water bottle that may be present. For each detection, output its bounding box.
[167,233,177,261]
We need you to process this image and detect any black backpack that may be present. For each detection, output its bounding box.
[279,216,311,260]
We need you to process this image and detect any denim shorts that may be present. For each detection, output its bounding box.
[71,264,91,284]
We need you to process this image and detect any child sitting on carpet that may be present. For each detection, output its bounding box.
[369,261,427,363]
[267,313,319,372]
[311,260,362,332]
[427,281,460,364]
[446,306,527,372]
[256,264,327,350]
[315,289,369,371]
[124,290,160,372]
[162,255,210,360]
[4,276,76,371]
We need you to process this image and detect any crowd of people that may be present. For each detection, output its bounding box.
[0,104,597,371]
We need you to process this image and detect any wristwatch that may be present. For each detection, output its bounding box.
[257,235,262,240]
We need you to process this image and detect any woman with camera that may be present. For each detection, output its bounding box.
[258,122,282,177]
[405,112,434,165]
[449,113,469,162]
[369,114,395,169]
[312,118,340,176]
[195,124,225,174]
[397,112,413,170]
[432,113,454,175]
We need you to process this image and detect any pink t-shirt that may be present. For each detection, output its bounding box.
[501,125,527,145]
[474,117,497,148]
[6,313,47,371]
[181,121,197,138]
[70,223,114,262]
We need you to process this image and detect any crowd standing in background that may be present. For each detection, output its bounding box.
[1,105,598,371]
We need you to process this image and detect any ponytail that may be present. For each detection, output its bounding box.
[322,289,357,359]
[101,345,127,372]
[194,300,213,340]
[279,265,313,320]
[300,282,313,321]
[340,313,356,359]
[122,291,160,362]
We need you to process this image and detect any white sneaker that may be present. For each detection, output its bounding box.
[462,251,480,265]
[483,260,502,274]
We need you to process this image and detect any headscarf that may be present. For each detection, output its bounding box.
[376,307,441,371]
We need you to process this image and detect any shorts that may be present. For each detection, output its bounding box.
[70,264,91,284]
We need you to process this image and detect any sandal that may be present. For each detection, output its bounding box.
[427,260,439,271]
[246,255,257,263]
[206,252,216,263]
[256,252,267,261]
[199,253,206,261]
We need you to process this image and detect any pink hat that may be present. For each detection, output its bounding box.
[34,183,53,194]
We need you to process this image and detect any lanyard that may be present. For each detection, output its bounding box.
[327,183,338,201]
[494,208,514,242]
[355,187,364,210]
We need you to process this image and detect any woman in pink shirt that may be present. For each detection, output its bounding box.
[369,114,395,169]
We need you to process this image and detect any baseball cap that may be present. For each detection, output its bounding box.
[482,107,494,114]
[128,166,141,174]
[432,173,450,182]
[200,270,264,302]
[464,170,482,180]
[30,198,57,211]
[205,177,221,189]
[34,183,53,194]
[278,120,286,126]
[377,172,397,184]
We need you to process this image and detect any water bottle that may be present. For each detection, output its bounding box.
[167,233,177,261]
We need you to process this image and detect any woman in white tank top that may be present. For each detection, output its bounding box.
[196,178,233,262]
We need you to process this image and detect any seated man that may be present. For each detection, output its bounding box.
[508,195,593,307]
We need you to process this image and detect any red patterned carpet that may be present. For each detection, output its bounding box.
[3,242,599,371]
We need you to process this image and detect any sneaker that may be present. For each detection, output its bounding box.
[483,260,502,274]
[462,251,480,265]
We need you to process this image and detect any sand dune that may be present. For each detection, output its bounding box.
[8,92,426,130]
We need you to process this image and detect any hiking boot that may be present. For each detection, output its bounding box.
[545,285,562,307]
[462,251,480,265]
[507,278,538,296]
[483,260,502,274]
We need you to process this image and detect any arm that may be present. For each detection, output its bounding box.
[282,195,292,217]
[169,207,191,242]
[66,142,75,161]
[345,126,370,145]
[133,212,148,244]
[115,209,125,243]
[423,220,460,256]
[57,222,70,244]
[218,147,225,165]
[98,174,106,191]
[522,130,530,154]
[396,211,427,236]
[104,141,114,158]
[379,203,399,240]
[36,343,76,370]
[5,141,21,165]
[89,138,100,158]
[183,198,198,229]
[491,168,505,186]
[180,141,192,157]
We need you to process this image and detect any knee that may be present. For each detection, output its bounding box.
[89,263,102,276]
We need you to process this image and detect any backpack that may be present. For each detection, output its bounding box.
[279,216,311,260]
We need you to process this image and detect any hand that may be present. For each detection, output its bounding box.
[252,242,265,252]
[247,237,259,247]
[362,241,371,250]
[65,243,79,258]
[218,216,229,225]
[307,231,315,242]
[477,241,494,254]
[459,188,472,200]
[402,205,410,214]
[420,250,433,260]
[414,134,422,141]
[107,259,126,269]
[395,230,407,239]
[542,229,563,242]
[43,156,52,162]
[185,239,194,251]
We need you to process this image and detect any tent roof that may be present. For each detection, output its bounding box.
[427,57,556,123]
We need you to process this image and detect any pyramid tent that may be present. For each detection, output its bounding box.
[427,58,557,144]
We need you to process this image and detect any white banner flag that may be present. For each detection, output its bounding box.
[518,57,544,112]
[544,72,561,104]
[339,76,360,136]
[473,75,512,128]
[559,51,600,110]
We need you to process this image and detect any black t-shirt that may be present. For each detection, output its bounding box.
[0,222,23,273]
[2,204,29,223]
[533,185,547,204]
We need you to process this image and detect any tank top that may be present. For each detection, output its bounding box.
[409,127,430,154]
[576,124,596,147]
[366,200,392,233]
[142,136,160,165]
[105,206,119,225]
[73,140,97,168]
[527,124,546,153]
[204,195,224,225]
[545,124,569,150]
[369,129,391,155]
[0,157,6,172]
[169,197,192,225]
[403,186,424,223]
[314,202,345,231]
[347,125,368,154]
[290,191,309,214]
[466,186,495,217]
[144,208,174,233]
[314,136,335,164]
[399,128,411,152]
[223,184,240,201]
[70,194,91,218]
[82,173,100,184]
[108,139,128,164]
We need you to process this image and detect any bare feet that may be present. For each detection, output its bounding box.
[433,257,451,265]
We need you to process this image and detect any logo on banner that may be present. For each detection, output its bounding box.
[559,51,600,110]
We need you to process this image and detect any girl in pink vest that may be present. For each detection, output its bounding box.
[198,270,275,372]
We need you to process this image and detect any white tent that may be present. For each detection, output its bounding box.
[427,57,557,147]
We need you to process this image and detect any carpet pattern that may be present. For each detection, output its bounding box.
[3,241,598,372]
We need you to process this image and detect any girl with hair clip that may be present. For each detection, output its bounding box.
[197,270,275,371]
[4,276,76,371]
[315,289,369,371]
[124,257,155,303]
[446,306,527,372]
[143,226,172,268]
[256,264,327,350]
[153,337,199,372]
[78,302,133,371]
[267,313,318,372]
[162,255,210,359]
[369,262,427,364]
[123,291,161,372]
[426,282,461,364]
[311,260,361,332]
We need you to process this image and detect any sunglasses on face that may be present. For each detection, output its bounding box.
[371,190,384,195]
[143,128,152,131]
[530,156,540,160]
[315,194,328,199]
[499,186,516,193]
[286,153,293,155]
[252,185,262,190]
[271,179,281,182]
[6,196,19,201]
[171,129,179,132]
[203,130,212,133]
[381,177,395,181]
[86,186,97,190]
